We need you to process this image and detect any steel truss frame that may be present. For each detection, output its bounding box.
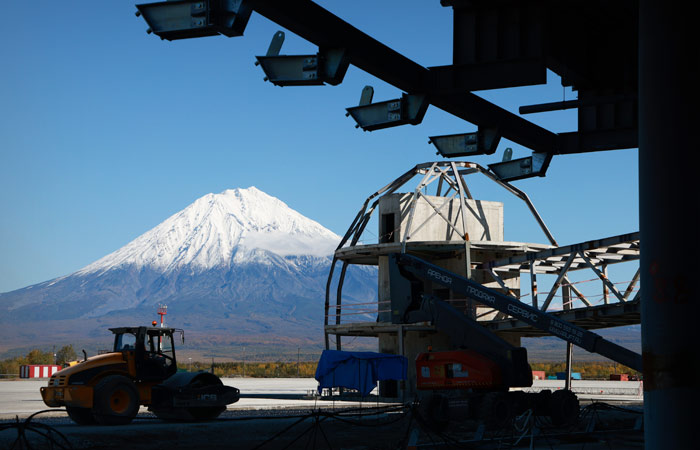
[325,160,553,348]
[484,232,640,336]
[324,161,639,348]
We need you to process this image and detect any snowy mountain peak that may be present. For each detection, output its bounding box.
[78,187,340,275]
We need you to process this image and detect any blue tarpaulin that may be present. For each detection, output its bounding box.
[315,350,407,396]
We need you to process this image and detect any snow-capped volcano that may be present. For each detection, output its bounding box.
[0,188,377,353]
[78,187,340,275]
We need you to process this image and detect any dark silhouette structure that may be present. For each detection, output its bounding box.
[135,1,697,446]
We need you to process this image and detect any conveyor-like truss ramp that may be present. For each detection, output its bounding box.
[390,252,642,371]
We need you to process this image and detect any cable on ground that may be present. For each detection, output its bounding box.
[0,409,74,450]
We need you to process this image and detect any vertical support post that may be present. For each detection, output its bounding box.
[334,261,351,351]
[464,241,473,318]
[462,244,476,320]
[563,284,573,391]
[562,281,571,311]
[452,162,474,317]
[398,325,405,402]
[465,242,472,280]
[640,1,698,447]
[602,264,609,304]
[565,341,574,391]
[530,261,538,309]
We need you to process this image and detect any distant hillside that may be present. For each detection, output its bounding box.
[0,188,377,357]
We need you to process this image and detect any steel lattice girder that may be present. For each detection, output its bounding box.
[485,232,640,274]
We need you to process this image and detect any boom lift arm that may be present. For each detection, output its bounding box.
[403,291,534,389]
[388,253,642,372]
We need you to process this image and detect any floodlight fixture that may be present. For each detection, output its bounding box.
[254,31,349,86]
[136,0,251,41]
[345,89,429,132]
[428,127,500,157]
[488,153,552,182]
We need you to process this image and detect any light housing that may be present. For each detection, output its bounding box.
[346,93,429,131]
[136,0,251,41]
[429,127,500,157]
[488,153,552,182]
[256,48,349,86]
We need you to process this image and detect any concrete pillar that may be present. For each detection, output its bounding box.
[639,2,699,447]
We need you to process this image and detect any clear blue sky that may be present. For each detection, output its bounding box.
[0,1,638,293]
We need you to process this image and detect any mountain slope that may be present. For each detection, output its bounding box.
[77,187,339,276]
[0,188,377,354]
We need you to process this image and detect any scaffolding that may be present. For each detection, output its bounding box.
[325,162,640,351]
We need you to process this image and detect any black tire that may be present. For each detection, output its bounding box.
[92,375,139,425]
[548,389,580,427]
[187,406,226,420]
[150,373,231,422]
[150,405,226,422]
[419,395,450,432]
[478,392,514,429]
[66,406,97,425]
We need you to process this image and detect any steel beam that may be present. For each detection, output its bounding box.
[487,298,641,336]
[486,232,639,272]
[428,59,546,93]
[246,0,559,154]
[520,93,638,115]
[602,264,609,304]
[541,252,577,312]
[530,261,538,309]
[623,268,640,301]
[520,99,581,115]
[565,278,592,307]
[487,269,518,299]
[565,341,574,391]
[579,252,627,303]
[557,129,638,154]
[476,168,558,244]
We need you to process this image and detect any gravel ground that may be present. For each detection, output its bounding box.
[0,379,645,449]
[0,402,645,450]
[1,406,411,450]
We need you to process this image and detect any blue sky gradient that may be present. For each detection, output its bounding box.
[0,1,638,293]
